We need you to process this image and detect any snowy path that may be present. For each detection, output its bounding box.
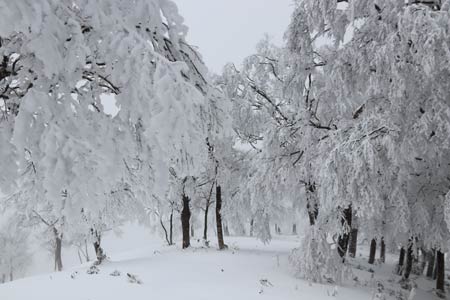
[0,235,441,300]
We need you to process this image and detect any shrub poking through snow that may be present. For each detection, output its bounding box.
[127,273,143,284]
[86,265,100,275]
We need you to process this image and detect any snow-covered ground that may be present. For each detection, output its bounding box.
[0,228,445,300]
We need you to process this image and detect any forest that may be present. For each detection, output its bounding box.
[0,1,450,300]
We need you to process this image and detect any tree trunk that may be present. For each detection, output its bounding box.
[433,256,438,280]
[307,205,318,225]
[398,247,406,275]
[93,241,105,264]
[92,230,106,264]
[426,249,435,278]
[403,241,413,279]
[203,203,209,241]
[77,248,83,264]
[368,238,377,264]
[190,224,195,238]
[1,274,5,283]
[380,237,386,263]
[250,219,254,237]
[160,216,170,246]
[169,209,174,246]
[181,194,191,249]
[436,250,445,293]
[9,269,12,282]
[306,182,318,226]
[53,228,63,271]
[337,205,352,258]
[216,185,226,250]
[348,228,358,258]
[292,224,297,235]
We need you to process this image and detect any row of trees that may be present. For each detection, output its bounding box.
[218,0,450,296]
[0,0,236,278]
[0,0,449,297]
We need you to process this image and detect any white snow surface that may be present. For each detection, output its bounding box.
[0,228,442,300]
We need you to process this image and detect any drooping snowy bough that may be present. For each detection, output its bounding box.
[0,0,215,268]
[221,0,450,291]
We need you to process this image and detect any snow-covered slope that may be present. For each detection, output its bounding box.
[0,235,442,300]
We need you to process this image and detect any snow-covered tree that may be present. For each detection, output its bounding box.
[0,0,214,266]
[216,0,450,289]
[282,0,450,289]
[0,217,31,282]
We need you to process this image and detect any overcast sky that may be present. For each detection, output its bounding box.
[173,0,294,73]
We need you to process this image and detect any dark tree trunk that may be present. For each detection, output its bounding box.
[160,216,170,246]
[190,224,195,238]
[398,247,406,275]
[426,249,435,278]
[307,207,317,225]
[337,205,352,258]
[380,237,386,263]
[93,241,105,263]
[9,270,12,282]
[292,224,297,235]
[250,219,254,237]
[92,230,106,264]
[53,228,63,271]
[181,194,191,249]
[216,185,226,250]
[203,203,209,241]
[348,228,358,258]
[433,256,438,280]
[306,182,319,226]
[169,209,173,245]
[436,250,445,293]
[368,239,377,264]
[403,241,413,279]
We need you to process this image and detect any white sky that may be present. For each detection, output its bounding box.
[173,0,295,73]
